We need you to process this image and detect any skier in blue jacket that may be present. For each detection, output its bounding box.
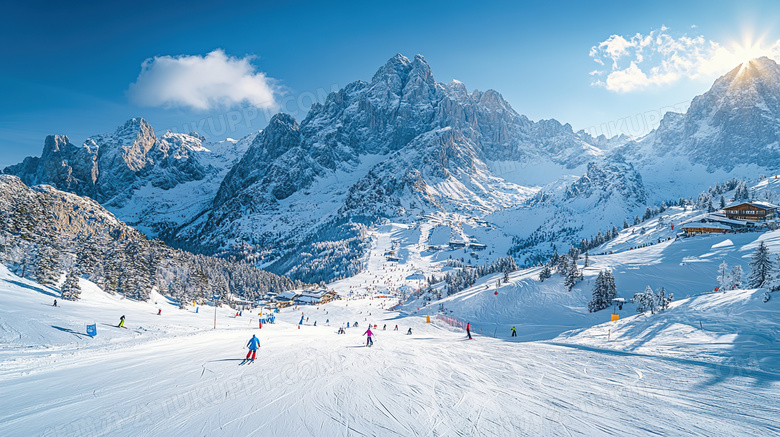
[245,334,260,362]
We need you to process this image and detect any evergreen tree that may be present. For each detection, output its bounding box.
[583,252,590,268]
[539,264,552,282]
[633,286,658,314]
[658,287,673,311]
[60,268,82,301]
[557,254,569,276]
[729,265,743,289]
[35,246,60,286]
[588,270,617,312]
[717,261,730,290]
[564,259,580,291]
[719,195,726,209]
[657,215,665,230]
[748,241,772,288]
[550,249,559,267]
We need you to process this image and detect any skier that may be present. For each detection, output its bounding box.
[299,315,304,326]
[406,327,412,335]
[354,321,358,328]
[314,321,317,326]
[118,315,125,328]
[383,324,386,331]
[326,319,329,325]
[157,309,162,316]
[364,327,374,347]
[394,325,398,331]
[511,326,517,337]
[347,322,350,328]
[245,334,261,363]
[53,299,57,307]
[466,322,472,340]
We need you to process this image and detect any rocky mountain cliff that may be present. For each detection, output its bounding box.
[628,56,780,172]
[172,54,603,281]
[5,118,212,206]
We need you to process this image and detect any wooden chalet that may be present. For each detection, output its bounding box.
[723,201,779,221]
[680,221,731,236]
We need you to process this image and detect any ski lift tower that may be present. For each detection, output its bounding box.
[212,294,221,329]
[611,298,626,321]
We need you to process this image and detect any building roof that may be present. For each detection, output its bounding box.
[724,201,780,211]
[681,221,732,230]
[704,213,750,226]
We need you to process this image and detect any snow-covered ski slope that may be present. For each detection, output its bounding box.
[3,219,780,436]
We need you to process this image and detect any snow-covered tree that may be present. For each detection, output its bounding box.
[633,286,658,314]
[557,254,569,276]
[729,265,743,289]
[588,270,617,312]
[60,268,81,301]
[658,287,673,311]
[748,241,772,288]
[564,259,580,291]
[633,286,673,314]
[717,261,730,291]
[35,246,60,286]
[539,264,552,282]
[583,252,590,268]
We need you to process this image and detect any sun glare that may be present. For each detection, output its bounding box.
[730,34,769,67]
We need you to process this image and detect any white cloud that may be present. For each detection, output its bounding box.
[589,27,780,92]
[127,50,278,110]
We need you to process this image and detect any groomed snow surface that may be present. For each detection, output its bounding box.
[2,223,780,436]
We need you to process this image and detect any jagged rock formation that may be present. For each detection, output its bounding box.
[628,56,780,171]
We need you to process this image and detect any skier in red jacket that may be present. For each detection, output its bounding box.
[466,322,472,340]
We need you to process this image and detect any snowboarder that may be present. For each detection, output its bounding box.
[364,327,374,346]
[406,327,412,335]
[466,322,472,340]
[511,326,517,337]
[53,299,57,307]
[245,334,260,362]
[118,315,125,328]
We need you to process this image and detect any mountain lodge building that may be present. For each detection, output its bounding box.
[723,201,779,221]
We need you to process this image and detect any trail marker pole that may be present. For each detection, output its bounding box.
[212,294,221,330]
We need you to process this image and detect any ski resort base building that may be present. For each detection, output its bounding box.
[681,202,780,236]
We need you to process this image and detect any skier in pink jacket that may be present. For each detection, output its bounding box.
[364,327,374,347]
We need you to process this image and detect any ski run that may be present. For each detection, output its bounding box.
[2,214,780,437]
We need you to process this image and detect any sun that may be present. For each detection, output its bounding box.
[730,34,770,66]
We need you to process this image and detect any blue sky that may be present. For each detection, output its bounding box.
[1,0,779,167]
